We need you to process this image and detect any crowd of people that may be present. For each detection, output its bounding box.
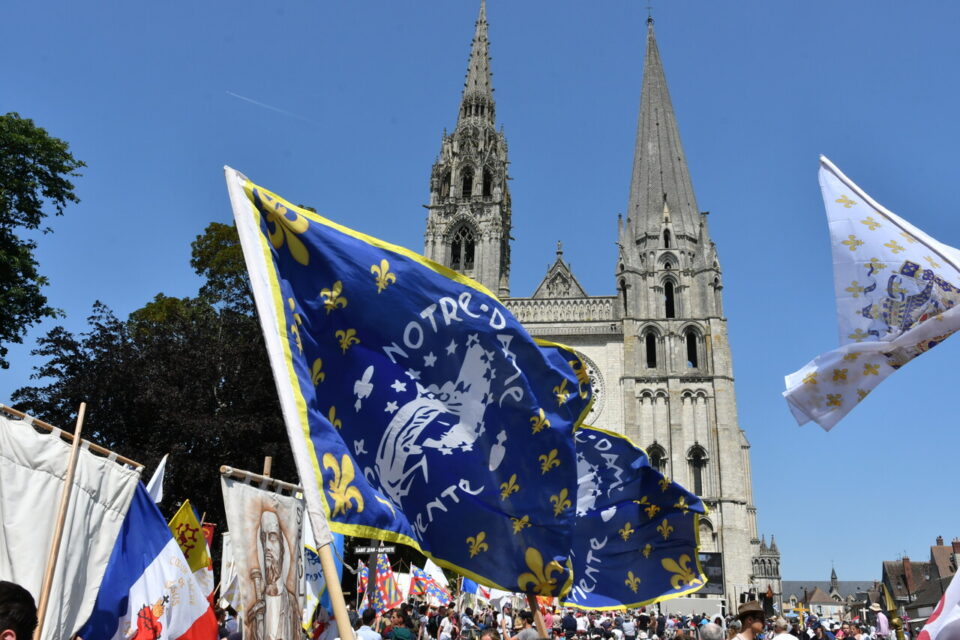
[290,599,905,640]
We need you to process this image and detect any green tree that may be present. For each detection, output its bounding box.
[12,222,295,528]
[0,113,85,368]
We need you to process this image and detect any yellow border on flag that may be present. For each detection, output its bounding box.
[233,173,593,594]
[558,424,709,611]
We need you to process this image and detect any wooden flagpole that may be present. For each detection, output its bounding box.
[526,594,548,639]
[33,403,87,640]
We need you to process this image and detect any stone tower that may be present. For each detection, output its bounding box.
[614,17,762,603]
[424,7,775,609]
[424,0,512,298]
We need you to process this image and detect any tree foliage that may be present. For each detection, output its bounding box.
[12,222,296,528]
[0,113,85,368]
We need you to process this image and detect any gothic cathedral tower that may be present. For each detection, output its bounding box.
[424,1,512,298]
[616,18,762,602]
[423,7,775,607]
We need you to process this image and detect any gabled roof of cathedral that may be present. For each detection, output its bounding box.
[627,18,701,241]
[532,242,588,299]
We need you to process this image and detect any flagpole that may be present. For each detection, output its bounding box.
[525,594,547,639]
[33,402,87,640]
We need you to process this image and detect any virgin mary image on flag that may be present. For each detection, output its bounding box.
[221,477,304,640]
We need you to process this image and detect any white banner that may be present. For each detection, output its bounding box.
[0,414,140,640]
[221,477,304,640]
[784,156,960,430]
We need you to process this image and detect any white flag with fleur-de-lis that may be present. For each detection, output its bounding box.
[784,156,960,430]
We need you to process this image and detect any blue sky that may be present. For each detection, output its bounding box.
[3,1,959,582]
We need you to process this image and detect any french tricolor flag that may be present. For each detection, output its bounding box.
[77,484,217,640]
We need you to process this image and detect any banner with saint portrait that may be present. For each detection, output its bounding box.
[221,477,304,640]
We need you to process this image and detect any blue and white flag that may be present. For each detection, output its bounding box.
[77,484,217,640]
[226,169,591,596]
[784,157,960,430]
[561,426,706,610]
[303,522,343,629]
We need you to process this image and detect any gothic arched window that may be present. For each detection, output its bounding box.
[461,166,474,198]
[685,328,699,368]
[713,277,722,315]
[482,168,493,198]
[648,443,667,473]
[619,279,628,313]
[664,281,676,318]
[450,225,476,271]
[663,229,671,248]
[688,445,707,496]
[645,331,657,368]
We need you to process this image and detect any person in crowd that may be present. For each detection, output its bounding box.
[440,609,459,640]
[358,608,383,640]
[0,583,36,640]
[498,605,514,640]
[562,609,578,640]
[511,611,538,640]
[622,614,637,640]
[544,608,555,638]
[701,624,725,640]
[479,629,501,640]
[733,602,764,640]
[769,618,797,640]
[389,609,416,640]
[461,608,479,639]
[726,620,741,640]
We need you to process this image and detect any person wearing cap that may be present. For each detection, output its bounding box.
[734,602,764,640]
[869,604,889,639]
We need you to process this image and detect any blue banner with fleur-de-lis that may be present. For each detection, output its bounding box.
[562,425,706,610]
[225,168,591,596]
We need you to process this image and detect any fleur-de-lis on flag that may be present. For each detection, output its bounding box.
[371,259,396,293]
[517,548,566,597]
[466,532,489,558]
[568,358,591,399]
[673,496,690,515]
[634,495,660,519]
[619,522,635,541]
[625,571,641,594]
[511,515,531,534]
[327,406,342,429]
[311,358,325,385]
[260,192,310,265]
[549,488,571,517]
[336,328,360,354]
[662,554,703,590]
[529,408,550,434]
[658,477,671,492]
[657,518,674,540]
[642,543,653,558]
[320,280,348,314]
[539,449,561,474]
[553,379,570,406]
[322,453,364,516]
[499,474,520,500]
[288,298,304,353]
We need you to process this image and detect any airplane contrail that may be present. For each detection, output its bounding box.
[225,91,319,125]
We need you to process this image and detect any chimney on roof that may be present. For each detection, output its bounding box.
[937,535,944,546]
[953,539,960,553]
[903,557,915,594]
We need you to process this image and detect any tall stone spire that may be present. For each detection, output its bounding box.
[423,0,511,297]
[458,0,495,126]
[626,18,700,241]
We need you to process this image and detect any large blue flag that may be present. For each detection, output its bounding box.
[226,169,591,596]
[562,426,706,610]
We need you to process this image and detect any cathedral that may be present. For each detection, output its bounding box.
[421,3,781,607]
